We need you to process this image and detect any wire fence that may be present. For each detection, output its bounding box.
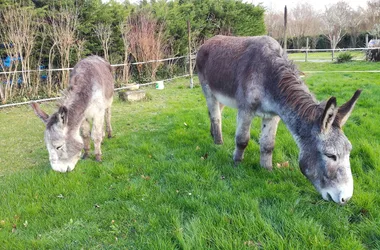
[287,47,378,62]
[0,55,191,76]
[0,54,196,107]
[0,74,192,109]
[0,47,378,109]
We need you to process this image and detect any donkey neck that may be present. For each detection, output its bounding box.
[62,95,89,134]
[277,105,317,142]
[273,73,322,144]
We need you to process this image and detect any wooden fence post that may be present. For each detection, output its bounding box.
[283,6,287,52]
[365,33,369,60]
[305,37,309,62]
[187,20,193,89]
[332,36,335,61]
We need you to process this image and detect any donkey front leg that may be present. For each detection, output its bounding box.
[233,109,254,164]
[81,118,91,159]
[259,116,280,170]
[202,85,224,144]
[92,113,105,162]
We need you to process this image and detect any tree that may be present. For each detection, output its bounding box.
[307,11,323,49]
[365,0,380,38]
[321,1,352,50]
[0,4,38,103]
[160,0,265,56]
[287,3,322,49]
[127,10,163,81]
[120,21,130,83]
[265,10,284,40]
[347,7,366,47]
[0,0,268,103]
[94,23,112,61]
[49,6,78,89]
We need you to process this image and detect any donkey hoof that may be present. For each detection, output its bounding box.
[82,153,90,159]
[264,166,273,171]
[233,152,244,163]
[233,160,241,168]
[214,139,224,145]
[95,154,102,162]
[107,133,113,139]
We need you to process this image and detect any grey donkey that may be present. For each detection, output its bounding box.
[196,35,361,204]
[31,56,114,172]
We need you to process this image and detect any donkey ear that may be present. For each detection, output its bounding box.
[30,102,49,124]
[320,96,337,133]
[336,89,362,127]
[57,106,68,126]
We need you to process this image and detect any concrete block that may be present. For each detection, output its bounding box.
[119,90,146,102]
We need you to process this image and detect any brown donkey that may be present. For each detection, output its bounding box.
[196,35,361,204]
[31,56,114,172]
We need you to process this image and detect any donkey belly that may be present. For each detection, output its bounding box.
[85,87,112,118]
[214,92,238,108]
[214,88,275,119]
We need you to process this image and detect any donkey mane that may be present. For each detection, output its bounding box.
[276,59,322,122]
[57,89,70,106]
[56,84,90,129]
[57,86,85,109]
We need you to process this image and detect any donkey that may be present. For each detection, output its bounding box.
[196,35,361,204]
[31,56,114,172]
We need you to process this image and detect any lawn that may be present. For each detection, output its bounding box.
[288,51,366,62]
[0,61,379,249]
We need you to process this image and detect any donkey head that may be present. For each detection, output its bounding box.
[299,90,361,205]
[31,103,83,172]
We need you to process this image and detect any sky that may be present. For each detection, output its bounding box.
[249,0,366,11]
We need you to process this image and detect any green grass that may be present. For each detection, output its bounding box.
[298,61,380,72]
[288,51,366,62]
[0,61,379,249]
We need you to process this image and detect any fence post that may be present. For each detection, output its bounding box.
[187,20,193,89]
[283,6,287,52]
[365,34,369,60]
[332,36,335,61]
[305,37,309,62]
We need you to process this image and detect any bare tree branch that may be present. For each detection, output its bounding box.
[321,1,352,50]
[288,3,321,49]
[120,21,130,83]
[49,6,78,89]
[94,23,112,61]
[126,12,163,81]
[0,5,37,103]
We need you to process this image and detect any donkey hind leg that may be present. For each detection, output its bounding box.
[202,86,223,144]
[208,97,224,144]
[105,107,112,138]
[260,116,280,171]
[81,118,91,159]
[233,109,255,165]
[92,112,106,162]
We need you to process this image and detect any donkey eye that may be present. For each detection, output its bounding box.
[325,153,337,161]
[56,145,63,150]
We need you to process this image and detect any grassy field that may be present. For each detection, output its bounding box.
[0,61,379,249]
[288,51,366,62]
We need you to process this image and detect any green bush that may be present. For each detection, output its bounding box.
[336,52,353,63]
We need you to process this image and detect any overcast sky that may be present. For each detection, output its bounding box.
[250,0,366,11]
